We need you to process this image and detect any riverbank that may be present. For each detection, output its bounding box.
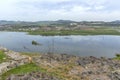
[28,29,120,36]
[0,47,120,80]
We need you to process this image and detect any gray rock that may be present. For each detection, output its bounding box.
[7,71,60,80]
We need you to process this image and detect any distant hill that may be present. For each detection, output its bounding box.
[0,20,36,26]
[0,20,120,27]
[56,20,76,23]
[0,20,76,26]
[110,20,120,24]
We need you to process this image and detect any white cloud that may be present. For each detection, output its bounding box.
[0,0,120,21]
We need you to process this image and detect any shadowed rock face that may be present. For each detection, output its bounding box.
[7,71,59,80]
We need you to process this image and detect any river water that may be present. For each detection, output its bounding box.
[0,32,120,58]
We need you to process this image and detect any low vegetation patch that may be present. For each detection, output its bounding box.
[21,52,41,57]
[38,63,79,80]
[1,50,120,80]
[114,54,120,60]
[32,40,41,45]
[0,50,8,63]
[28,29,120,36]
[1,63,46,80]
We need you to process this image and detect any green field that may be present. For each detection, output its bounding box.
[28,29,120,36]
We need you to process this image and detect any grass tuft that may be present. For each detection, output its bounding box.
[1,63,46,80]
[0,50,8,63]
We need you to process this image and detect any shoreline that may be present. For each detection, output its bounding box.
[1,29,120,36]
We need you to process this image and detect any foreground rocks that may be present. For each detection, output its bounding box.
[5,53,120,80]
[0,47,120,80]
[0,47,29,75]
[75,56,120,80]
[7,71,59,80]
[32,54,120,80]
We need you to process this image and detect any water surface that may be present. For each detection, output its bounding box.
[0,32,120,58]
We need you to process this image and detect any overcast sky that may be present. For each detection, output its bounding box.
[0,0,120,21]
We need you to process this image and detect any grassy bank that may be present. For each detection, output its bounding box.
[0,50,9,63]
[28,29,120,36]
[1,63,46,80]
[114,54,120,60]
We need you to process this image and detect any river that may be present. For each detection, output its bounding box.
[0,32,120,58]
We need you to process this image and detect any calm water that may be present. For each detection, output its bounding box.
[0,32,120,58]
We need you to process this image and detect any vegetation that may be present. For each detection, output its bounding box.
[1,63,46,80]
[1,52,78,80]
[28,29,120,36]
[1,51,120,80]
[114,54,120,60]
[1,61,74,80]
[32,40,40,45]
[37,63,79,80]
[21,52,41,57]
[1,20,120,79]
[0,50,9,63]
[1,20,120,36]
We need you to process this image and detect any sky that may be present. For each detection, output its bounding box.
[0,0,120,21]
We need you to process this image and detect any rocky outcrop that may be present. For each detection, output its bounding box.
[0,47,29,75]
[0,47,120,80]
[32,54,120,80]
[7,71,59,80]
[32,53,77,65]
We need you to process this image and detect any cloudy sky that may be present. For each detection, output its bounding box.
[0,0,120,21]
